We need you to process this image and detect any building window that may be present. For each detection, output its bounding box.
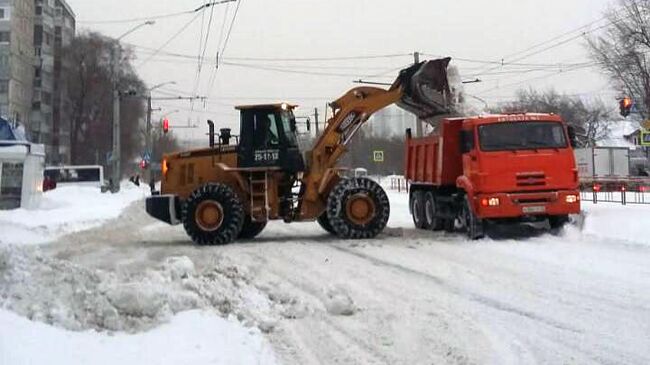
[0,31,9,43]
[0,8,5,19]
[35,6,42,15]
[0,80,8,93]
[0,8,9,20]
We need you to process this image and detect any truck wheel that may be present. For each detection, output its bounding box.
[317,212,335,235]
[182,183,244,245]
[238,215,267,240]
[548,215,569,230]
[327,178,390,239]
[460,196,485,240]
[410,191,426,229]
[424,192,444,231]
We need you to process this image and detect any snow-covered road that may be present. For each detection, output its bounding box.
[14,191,646,365]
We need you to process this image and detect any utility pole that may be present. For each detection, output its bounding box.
[111,45,121,193]
[414,51,423,138]
[110,20,155,193]
[145,95,153,184]
[314,107,320,135]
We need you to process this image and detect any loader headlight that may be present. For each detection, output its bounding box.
[162,159,169,177]
[565,195,579,203]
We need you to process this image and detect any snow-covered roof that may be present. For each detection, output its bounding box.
[597,120,639,148]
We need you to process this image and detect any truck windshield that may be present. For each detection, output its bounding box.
[479,122,567,151]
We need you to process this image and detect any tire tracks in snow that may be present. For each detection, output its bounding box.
[328,244,581,334]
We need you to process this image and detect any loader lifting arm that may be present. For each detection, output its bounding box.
[298,57,455,220]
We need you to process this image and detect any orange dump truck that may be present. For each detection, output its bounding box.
[405,113,581,239]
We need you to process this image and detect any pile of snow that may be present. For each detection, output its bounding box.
[580,202,650,245]
[0,309,277,365]
[323,286,356,316]
[0,246,305,333]
[0,183,146,245]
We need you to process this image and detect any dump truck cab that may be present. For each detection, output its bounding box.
[406,113,581,239]
[459,113,580,219]
[236,103,305,173]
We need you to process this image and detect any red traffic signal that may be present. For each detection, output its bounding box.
[140,159,149,170]
[620,97,633,117]
[162,118,170,134]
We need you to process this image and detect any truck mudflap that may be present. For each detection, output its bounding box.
[146,195,181,225]
[474,190,581,219]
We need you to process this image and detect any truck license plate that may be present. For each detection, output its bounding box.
[523,206,546,214]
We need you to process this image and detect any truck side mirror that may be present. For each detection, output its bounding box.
[460,130,474,154]
[567,126,577,148]
[291,119,297,132]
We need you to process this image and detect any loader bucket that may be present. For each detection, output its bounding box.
[393,57,454,120]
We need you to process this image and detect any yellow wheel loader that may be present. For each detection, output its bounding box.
[145,58,455,245]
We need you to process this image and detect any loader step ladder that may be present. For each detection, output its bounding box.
[249,171,269,222]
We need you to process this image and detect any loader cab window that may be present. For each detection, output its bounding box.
[253,113,280,148]
[280,110,298,146]
[238,107,305,172]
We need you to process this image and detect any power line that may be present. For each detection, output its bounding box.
[78,10,191,25]
[220,61,396,78]
[191,2,219,116]
[206,0,244,101]
[224,53,412,62]
[136,11,203,69]
[77,0,237,24]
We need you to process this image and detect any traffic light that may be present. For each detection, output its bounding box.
[620,96,633,117]
[140,159,149,170]
[162,118,170,134]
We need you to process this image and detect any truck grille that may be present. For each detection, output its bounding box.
[516,172,546,187]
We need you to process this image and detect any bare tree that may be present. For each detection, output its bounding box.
[151,129,182,163]
[64,32,146,175]
[588,0,650,119]
[496,88,612,147]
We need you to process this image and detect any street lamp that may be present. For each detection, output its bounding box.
[111,20,155,193]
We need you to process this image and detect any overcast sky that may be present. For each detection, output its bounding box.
[67,0,615,142]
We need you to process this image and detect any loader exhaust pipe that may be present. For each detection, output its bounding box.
[392,57,456,121]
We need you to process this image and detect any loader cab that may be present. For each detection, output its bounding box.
[236,103,305,173]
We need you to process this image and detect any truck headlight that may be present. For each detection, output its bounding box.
[565,195,579,203]
[480,197,500,207]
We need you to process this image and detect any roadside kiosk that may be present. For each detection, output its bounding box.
[0,117,45,210]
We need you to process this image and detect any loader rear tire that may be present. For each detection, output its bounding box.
[327,178,390,239]
[317,213,335,235]
[182,183,244,245]
[238,215,267,240]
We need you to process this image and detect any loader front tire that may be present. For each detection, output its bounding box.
[238,215,267,240]
[327,178,390,239]
[182,183,244,245]
[317,212,335,235]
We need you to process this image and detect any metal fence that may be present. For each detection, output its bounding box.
[388,176,650,205]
